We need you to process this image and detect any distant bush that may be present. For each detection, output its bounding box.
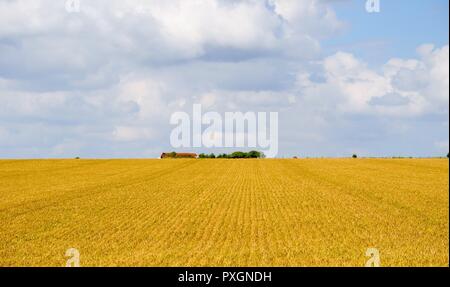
[230,151,246,159]
[248,150,263,158]
[162,152,197,159]
[352,154,358,159]
[217,150,265,159]
[199,153,216,159]
[204,151,264,159]
[217,154,228,159]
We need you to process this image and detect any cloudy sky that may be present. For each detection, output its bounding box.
[0,0,448,158]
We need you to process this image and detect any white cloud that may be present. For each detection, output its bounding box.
[296,45,449,117]
[113,126,153,142]
[0,1,447,158]
[116,76,168,120]
[0,0,343,87]
[149,0,281,55]
[272,0,342,37]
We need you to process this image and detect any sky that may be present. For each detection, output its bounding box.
[0,0,448,158]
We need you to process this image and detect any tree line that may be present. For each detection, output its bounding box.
[199,151,265,159]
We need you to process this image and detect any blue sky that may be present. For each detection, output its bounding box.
[0,0,448,158]
[324,0,449,62]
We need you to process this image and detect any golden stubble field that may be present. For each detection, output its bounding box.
[0,159,448,267]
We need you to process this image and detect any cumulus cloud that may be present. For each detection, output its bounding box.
[0,0,342,86]
[295,45,449,117]
[0,0,448,158]
[113,126,153,142]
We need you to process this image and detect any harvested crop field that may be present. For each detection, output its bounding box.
[0,159,448,267]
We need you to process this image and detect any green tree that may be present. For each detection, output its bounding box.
[230,151,245,158]
[248,150,262,158]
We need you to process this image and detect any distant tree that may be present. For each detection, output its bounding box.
[169,152,177,158]
[75,157,80,160]
[198,151,264,159]
[352,154,358,159]
[248,150,261,158]
[230,151,245,158]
